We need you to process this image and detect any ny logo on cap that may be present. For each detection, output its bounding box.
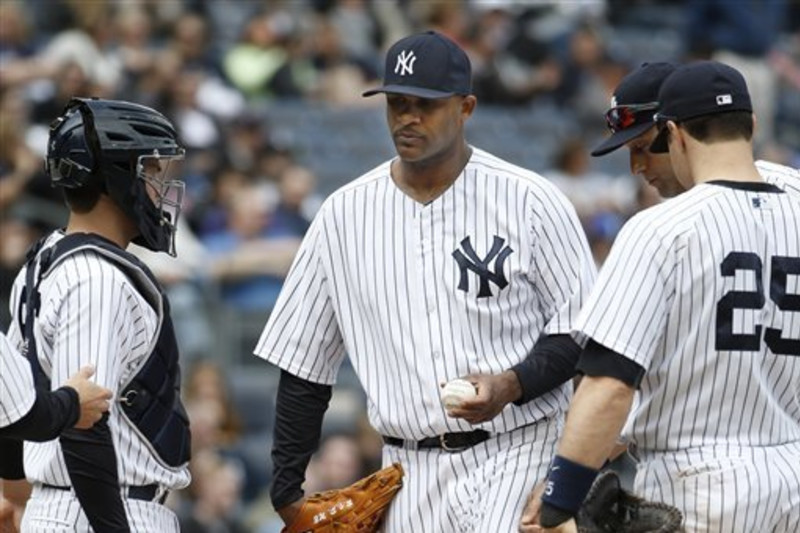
[395,50,417,76]
[716,94,733,105]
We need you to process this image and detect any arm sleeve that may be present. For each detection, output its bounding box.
[0,332,36,427]
[572,213,672,369]
[529,185,597,336]
[270,370,332,510]
[511,334,582,405]
[0,438,25,479]
[254,207,346,384]
[576,339,646,388]
[61,420,130,532]
[0,387,79,441]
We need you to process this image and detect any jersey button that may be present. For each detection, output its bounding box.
[432,351,441,359]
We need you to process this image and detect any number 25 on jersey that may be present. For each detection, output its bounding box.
[716,252,800,356]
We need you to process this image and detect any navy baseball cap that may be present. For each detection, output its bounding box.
[650,61,752,153]
[591,62,676,156]
[362,31,472,99]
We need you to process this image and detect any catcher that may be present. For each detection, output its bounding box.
[281,463,404,533]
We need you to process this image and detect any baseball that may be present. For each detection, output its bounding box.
[440,379,477,409]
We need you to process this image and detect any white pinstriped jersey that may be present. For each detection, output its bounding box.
[6,231,190,490]
[758,159,800,197]
[0,331,36,427]
[576,181,800,452]
[255,147,596,440]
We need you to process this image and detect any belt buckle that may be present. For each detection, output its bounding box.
[440,434,466,453]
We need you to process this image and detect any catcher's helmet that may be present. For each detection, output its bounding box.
[46,97,185,256]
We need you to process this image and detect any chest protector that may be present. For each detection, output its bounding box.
[18,233,191,468]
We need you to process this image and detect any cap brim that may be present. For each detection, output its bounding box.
[362,85,456,99]
[649,128,669,153]
[590,121,654,157]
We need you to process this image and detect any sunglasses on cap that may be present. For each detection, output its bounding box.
[604,102,660,133]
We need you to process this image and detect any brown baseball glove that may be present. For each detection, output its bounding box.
[283,462,404,533]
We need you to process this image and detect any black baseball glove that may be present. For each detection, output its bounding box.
[577,471,683,533]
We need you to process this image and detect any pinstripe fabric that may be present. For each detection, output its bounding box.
[21,486,179,532]
[255,147,595,439]
[635,442,800,533]
[758,160,800,198]
[576,181,800,531]
[6,231,189,531]
[381,417,561,533]
[0,331,36,427]
[577,182,800,449]
[255,146,595,528]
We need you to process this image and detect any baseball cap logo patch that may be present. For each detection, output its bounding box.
[395,50,417,76]
[716,94,732,105]
[362,31,471,99]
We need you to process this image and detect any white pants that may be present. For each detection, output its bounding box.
[381,416,561,533]
[21,484,179,532]
[635,442,800,533]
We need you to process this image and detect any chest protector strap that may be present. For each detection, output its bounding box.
[19,233,191,468]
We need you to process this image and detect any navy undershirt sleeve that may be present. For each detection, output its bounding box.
[270,370,332,511]
[576,339,646,388]
[511,334,582,405]
[0,387,79,441]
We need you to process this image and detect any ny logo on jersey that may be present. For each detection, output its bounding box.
[452,236,513,298]
[395,50,417,76]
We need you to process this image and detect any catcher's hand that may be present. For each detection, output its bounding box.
[282,463,404,533]
[576,471,682,533]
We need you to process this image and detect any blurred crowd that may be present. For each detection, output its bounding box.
[1,0,799,531]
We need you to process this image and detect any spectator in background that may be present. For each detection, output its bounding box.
[469,7,562,106]
[686,0,789,148]
[36,1,120,95]
[256,145,296,184]
[165,68,223,151]
[226,114,271,174]
[223,10,295,100]
[112,5,157,99]
[326,0,382,70]
[304,433,367,493]
[184,359,244,448]
[28,60,94,126]
[193,166,251,237]
[177,449,249,533]
[583,210,624,267]
[162,10,220,74]
[309,16,380,107]
[543,137,632,222]
[554,23,613,122]
[204,183,302,313]
[0,94,45,211]
[0,2,36,64]
[181,360,271,507]
[268,165,317,238]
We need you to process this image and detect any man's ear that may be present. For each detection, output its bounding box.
[461,95,477,118]
[667,121,684,153]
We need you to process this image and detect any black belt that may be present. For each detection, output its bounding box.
[383,430,490,452]
[42,483,167,504]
